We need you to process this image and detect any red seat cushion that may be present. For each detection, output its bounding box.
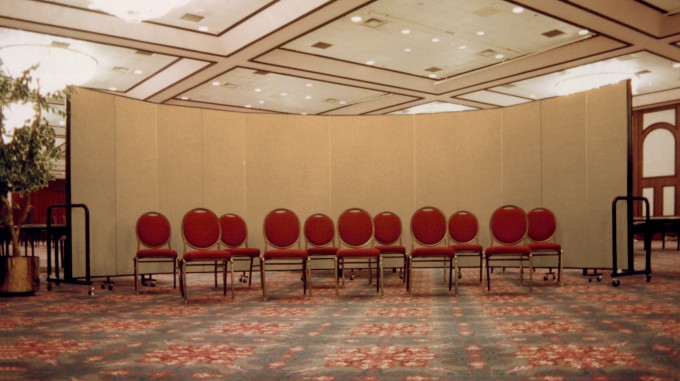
[307,246,338,256]
[336,248,380,258]
[263,249,308,259]
[183,250,232,261]
[528,242,561,252]
[136,249,177,259]
[375,245,406,255]
[410,247,456,257]
[227,247,260,258]
[451,244,483,253]
[485,245,531,256]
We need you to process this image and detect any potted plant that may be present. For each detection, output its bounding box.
[0,63,65,295]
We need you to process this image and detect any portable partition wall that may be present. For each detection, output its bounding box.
[68,82,628,279]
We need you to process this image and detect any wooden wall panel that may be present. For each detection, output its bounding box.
[244,114,332,250]
[114,97,158,275]
[70,89,117,277]
[157,105,203,253]
[329,115,415,226]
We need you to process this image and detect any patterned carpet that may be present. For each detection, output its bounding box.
[1,242,679,381]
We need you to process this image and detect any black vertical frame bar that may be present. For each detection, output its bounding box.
[626,79,634,271]
[64,98,73,279]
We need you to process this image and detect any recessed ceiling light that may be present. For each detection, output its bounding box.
[404,48,412,53]
[259,100,265,104]
[59,120,66,126]
[428,74,438,79]
[108,87,117,91]
[181,96,189,100]
[339,100,347,105]
[476,31,485,36]
[402,28,411,34]
[211,81,220,86]
[305,95,312,100]
[350,15,362,23]
[245,104,252,108]
[254,88,262,92]
[133,69,143,75]
[512,6,524,14]
[301,112,308,115]
[280,92,288,96]
[431,37,440,43]
[306,83,313,87]
[673,62,680,69]
[87,3,99,10]
[529,94,536,98]
[495,53,504,59]
[366,60,375,65]
[578,29,589,36]
[198,25,209,32]
[459,44,467,50]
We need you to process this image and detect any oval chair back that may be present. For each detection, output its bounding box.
[489,205,527,246]
[373,211,402,246]
[219,213,248,248]
[527,207,557,243]
[182,208,221,250]
[448,210,479,245]
[304,213,336,247]
[263,208,301,250]
[337,208,374,248]
[137,211,172,249]
[411,206,448,247]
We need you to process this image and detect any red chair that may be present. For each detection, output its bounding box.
[484,205,532,293]
[262,208,310,300]
[373,211,407,282]
[133,211,178,294]
[181,208,234,303]
[336,208,383,297]
[527,207,563,286]
[448,210,483,283]
[304,213,339,280]
[219,213,260,287]
[408,206,457,295]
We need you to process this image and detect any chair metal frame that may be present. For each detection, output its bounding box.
[133,211,178,294]
[304,212,339,279]
[219,213,260,287]
[373,211,407,282]
[447,210,484,283]
[526,207,563,286]
[180,208,234,303]
[484,205,532,293]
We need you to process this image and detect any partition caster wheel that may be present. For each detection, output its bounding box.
[645,275,652,282]
[149,281,156,287]
[612,279,620,287]
[350,274,355,280]
[544,275,548,281]
[588,277,592,283]
[597,275,603,282]
[109,284,114,291]
[47,283,52,291]
[101,283,105,289]
[88,286,95,296]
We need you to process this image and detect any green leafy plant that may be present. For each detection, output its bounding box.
[0,63,66,256]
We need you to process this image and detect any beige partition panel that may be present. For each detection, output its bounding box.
[70,83,627,277]
[245,114,332,250]
[114,97,158,275]
[70,89,117,278]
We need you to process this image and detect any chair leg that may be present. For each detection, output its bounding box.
[223,261,227,296]
[486,256,491,292]
[134,258,139,295]
[302,258,308,296]
[454,257,458,296]
[261,259,268,301]
[478,253,483,283]
[182,260,188,304]
[230,259,235,301]
[408,258,413,295]
[335,257,340,296]
[307,257,312,297]
[378,256,383,298]
[529,256,533,293]
[173,258,177,289]
[248,258,254,287]
[558,251,563,287]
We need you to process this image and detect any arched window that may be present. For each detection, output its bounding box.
[643,128,675,178]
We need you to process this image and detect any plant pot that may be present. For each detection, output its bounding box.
[0,256,40,295]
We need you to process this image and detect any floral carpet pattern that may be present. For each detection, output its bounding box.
[1,243,679,380]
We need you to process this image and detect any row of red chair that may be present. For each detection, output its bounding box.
[133,206,562,302]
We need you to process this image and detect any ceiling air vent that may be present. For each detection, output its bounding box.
[473,7,500,17]
[222,82,238,89]
[362,17,386,28]
[50,41,70,49]
[312,41,333,49]
[135,50,153,56]
[425,67,443,73]
[635,70,651,76]
[112,66,131,73]
[542,29,565,38]
[253,70,269,75]
[478,49,497,57]
[180,13,204,22]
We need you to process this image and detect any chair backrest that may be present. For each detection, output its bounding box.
[373,211,402,246]
[337,208,374,248]
[219,213,249,248]
[304,213,335,247]
[263,208,301,250]
[489,205,528,245]
[527,207,557,243]
[137,211,172,249]
[448,210,479,245]
[182,208,221,250]
[410,206,448,247]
